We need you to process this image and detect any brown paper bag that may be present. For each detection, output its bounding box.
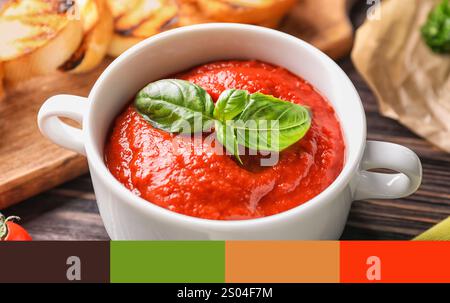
[352,0,450,152]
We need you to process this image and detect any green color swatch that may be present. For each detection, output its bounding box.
[110,241,225,283]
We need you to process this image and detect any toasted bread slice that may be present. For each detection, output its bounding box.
[174,0,285,27]
[195,0,296,24]
[0,0,83,84]
[107,0,178,57]
[107,0,295,57]
[107,0,140,17]
[176,0,213,26]
[60,0,113,73]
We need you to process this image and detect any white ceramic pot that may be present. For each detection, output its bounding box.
[37,24,422,240]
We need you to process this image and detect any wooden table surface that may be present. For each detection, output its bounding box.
[3,2,450,240]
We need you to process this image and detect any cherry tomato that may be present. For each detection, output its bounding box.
[0,214,32,241]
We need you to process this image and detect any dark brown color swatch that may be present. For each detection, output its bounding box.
[0,241,109,283]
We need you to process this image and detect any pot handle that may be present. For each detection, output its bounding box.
[353,141,422,200]
[37,94,88,156]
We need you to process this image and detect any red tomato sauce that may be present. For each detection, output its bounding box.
[105,61,345,220]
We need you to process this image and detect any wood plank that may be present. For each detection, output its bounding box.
[0,60,111,209]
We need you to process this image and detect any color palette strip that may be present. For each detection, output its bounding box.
[0,242,110,283]
[1,241,450,283]
[225,241,339,283]
[110,241,225,283]
[341,241,450,283]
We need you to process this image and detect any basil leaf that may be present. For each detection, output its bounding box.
[135,79,215,134]
[421,0,450,53]
[134,80,312,164]
[234,93,311,152]
[214,89,250,121]
[215,120,243,164]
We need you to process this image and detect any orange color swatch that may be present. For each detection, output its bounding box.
[225,241,339,283]
[340,241,450,283]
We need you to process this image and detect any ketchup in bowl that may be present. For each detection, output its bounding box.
[105,60,345,220]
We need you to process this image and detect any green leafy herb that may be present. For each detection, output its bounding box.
[234,93,311,152]
[212,90,311,159]
[215,121,243,164]
[421,0,450,53]
[134,80,312,164]
[135,79,215,133]
[213,89,250,121]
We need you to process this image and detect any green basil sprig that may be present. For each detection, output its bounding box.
[421,0,450,53]
[135,79,312,164]
[135,79,215,133]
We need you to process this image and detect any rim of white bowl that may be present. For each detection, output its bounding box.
[85,23,367,231]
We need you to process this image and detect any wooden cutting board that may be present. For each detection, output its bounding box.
[0,0,354,209]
